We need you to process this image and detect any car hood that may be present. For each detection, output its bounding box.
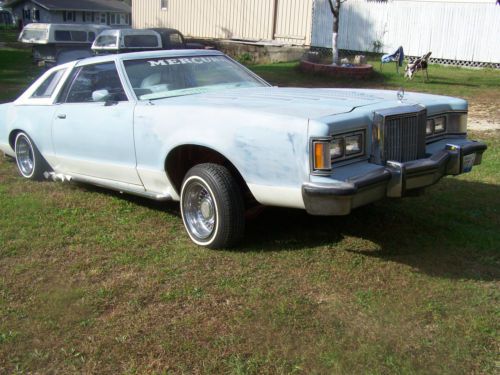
[151,87,392,119]
[149,87,467,121]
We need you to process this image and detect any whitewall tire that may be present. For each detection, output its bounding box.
[14,132,48,181]
[180,163,245,248]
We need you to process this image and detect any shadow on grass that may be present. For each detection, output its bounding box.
[71,181,182,217]
[70,176,499,282]
[424,79,479,88]
[241,179,499,281]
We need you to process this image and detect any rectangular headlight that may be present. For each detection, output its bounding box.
[434,117,446,133]
[427,113,466,138]
[447,113,467,134]
[345,135,362,155]
[426,119,434,135]
[330,138,344,159]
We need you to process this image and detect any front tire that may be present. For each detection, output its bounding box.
[180,163,245,249]
[14,132,47,180]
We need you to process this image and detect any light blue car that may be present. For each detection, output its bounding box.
[0,50,487,248]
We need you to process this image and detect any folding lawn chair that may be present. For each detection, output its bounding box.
[380,46,404,73]
[404,52,432,81]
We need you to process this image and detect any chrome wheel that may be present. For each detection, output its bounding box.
[15,134,35,178]
[180,164,245,248]
[182,179,216,240]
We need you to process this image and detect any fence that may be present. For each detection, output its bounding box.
[311,0,500,66]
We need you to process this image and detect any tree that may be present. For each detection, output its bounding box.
[327,0,343,65]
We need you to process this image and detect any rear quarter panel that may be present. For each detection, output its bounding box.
[0,103,57,164]
[0,103,13,156]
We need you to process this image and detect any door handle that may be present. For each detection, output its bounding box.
[57,114,66,119]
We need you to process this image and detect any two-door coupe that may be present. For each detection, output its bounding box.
[0,50,487,248]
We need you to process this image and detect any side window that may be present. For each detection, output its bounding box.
[124,35,159,48]
[71,31,87,42]
[55,30,71,41]
[31,69,66,98]
[169,33,183,48]
[65,62,127,103]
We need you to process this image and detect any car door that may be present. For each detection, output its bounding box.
[52,61,142,186]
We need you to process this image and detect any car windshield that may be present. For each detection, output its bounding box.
[94,35,117,47]
[123,55,267,100]
[20,29,48,42]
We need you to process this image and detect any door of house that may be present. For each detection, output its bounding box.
[272,0,312,45]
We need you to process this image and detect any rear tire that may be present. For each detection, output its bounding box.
[180,163,245,248]
[14,132,47,181]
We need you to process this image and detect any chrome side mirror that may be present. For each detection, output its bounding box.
[92,89,110,102]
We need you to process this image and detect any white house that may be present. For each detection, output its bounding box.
[6,0,131,27]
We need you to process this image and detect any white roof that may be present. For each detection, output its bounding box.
[22,22,109,31]
[75,49,225,66]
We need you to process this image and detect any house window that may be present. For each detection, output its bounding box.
[110,13,129,25]
[161,0,168,10]
[32,9,40,22]
[63,11,76,22]
[23,9,31,20]
[82,12,94,23]
[97,12,107,24]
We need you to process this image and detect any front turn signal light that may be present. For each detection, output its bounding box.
[313,141,332,171]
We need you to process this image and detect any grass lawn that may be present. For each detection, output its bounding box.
[0,31,499,373]
[0,32,41,103]
[251,60,500,99]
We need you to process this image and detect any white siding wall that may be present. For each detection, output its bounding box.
[312,0,500,63]
[132,0,313,45]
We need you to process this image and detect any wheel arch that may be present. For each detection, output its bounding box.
[8,129,24,150]
[165,144,254,201]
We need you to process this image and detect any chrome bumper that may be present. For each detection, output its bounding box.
[302,140,487,215]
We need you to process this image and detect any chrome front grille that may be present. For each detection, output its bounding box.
[371,105,427,165]
[384,112,426,162]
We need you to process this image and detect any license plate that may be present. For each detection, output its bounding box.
[462,153,476,173]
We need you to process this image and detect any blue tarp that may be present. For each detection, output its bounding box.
[381,46,404,67]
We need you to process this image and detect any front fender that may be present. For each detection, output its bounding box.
[134,103,310,206]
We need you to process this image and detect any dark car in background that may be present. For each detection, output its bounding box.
[148,27,208,50]
[92,27,211,55]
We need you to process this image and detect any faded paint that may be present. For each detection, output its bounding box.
[0,50,471,212]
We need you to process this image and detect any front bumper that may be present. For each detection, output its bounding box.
[302,140,487,215]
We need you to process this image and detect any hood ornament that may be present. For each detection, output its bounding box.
[397,87,405,102]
